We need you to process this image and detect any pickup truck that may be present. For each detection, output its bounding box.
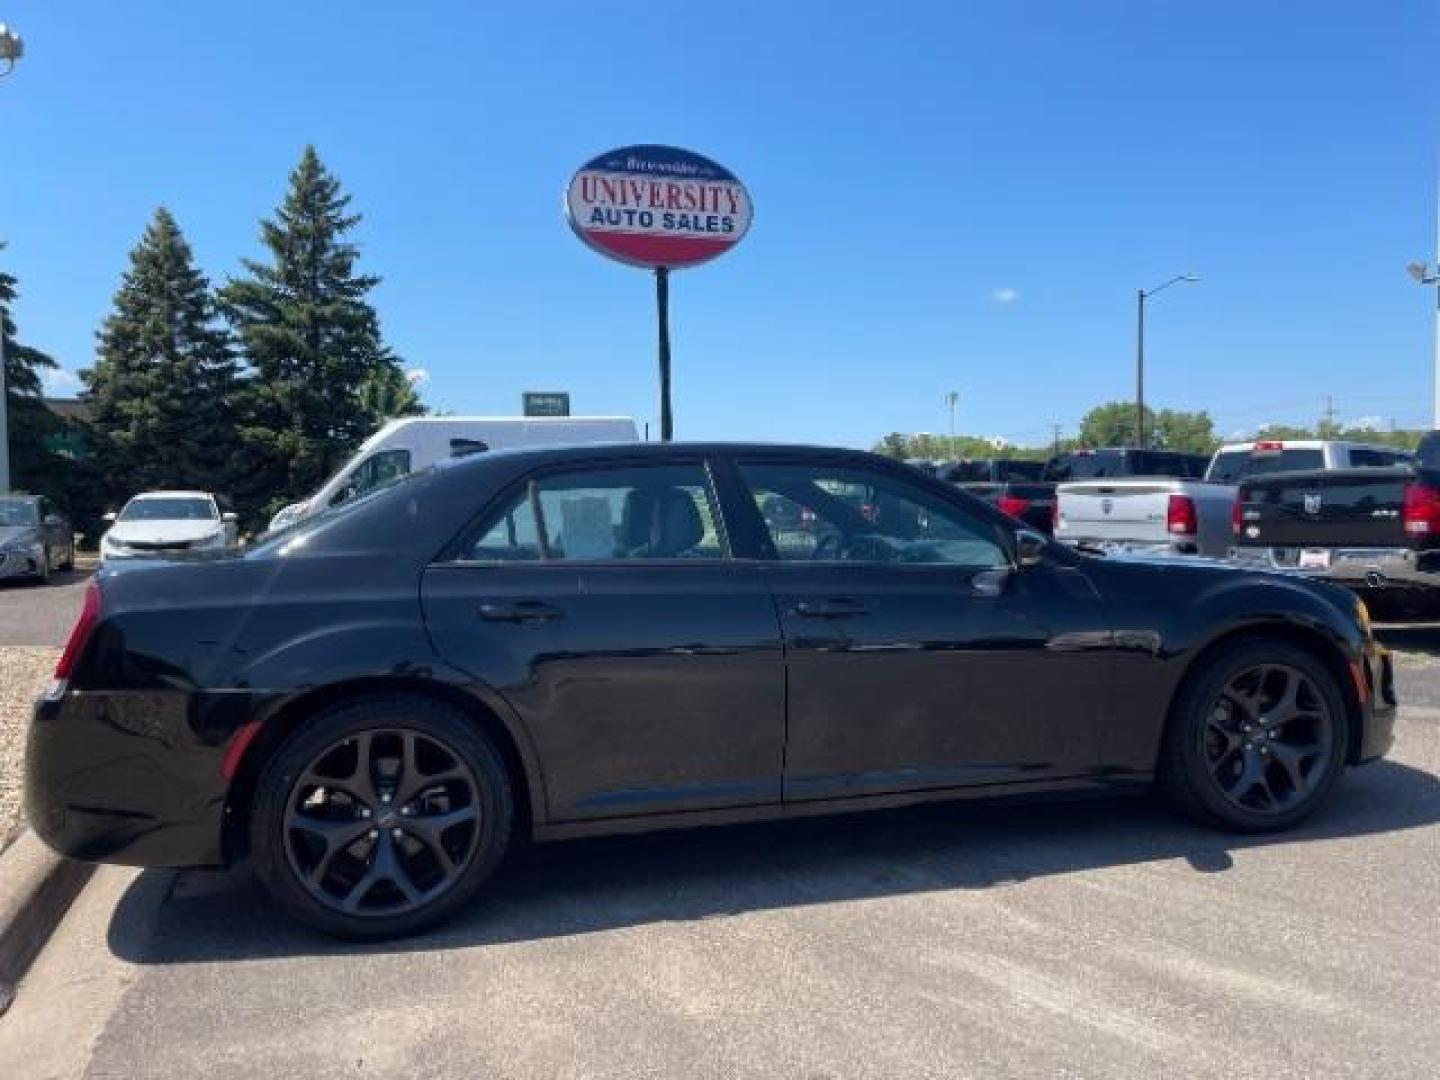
[1229,439,1440,614]
[938,458,1052,532]
[1053,440,1412,559]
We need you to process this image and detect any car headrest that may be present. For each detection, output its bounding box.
[621,487,704,557]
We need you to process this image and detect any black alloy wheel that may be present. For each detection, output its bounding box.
[284,729,482,915]
[1199,663,1335,814]
[1162,639,1348,832]
[252,697,513,938]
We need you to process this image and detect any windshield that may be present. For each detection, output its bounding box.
[0,498,40,527]
[1045,451,1131,481]
[1206,448,1325,483]
[118,497,217,522]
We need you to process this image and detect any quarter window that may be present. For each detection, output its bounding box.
[740,463,1008,567]
[464,463,725,562]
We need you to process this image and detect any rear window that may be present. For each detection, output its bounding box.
[997,460,1043,481]
[1045,451,1131,481]
[1207,448,1325,483]
[943,461,991,483]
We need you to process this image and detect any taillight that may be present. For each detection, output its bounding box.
[1051,498,1060,531]
[1231,496,1244,536]
[997,495,1031,520]
[1403,483,1440,535]
[54,578,101,682]
[1167,494,1198,535]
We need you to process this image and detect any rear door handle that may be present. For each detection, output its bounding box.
[479,601,565,624]
[792,598,873,618]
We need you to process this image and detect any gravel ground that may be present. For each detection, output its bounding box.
[0,647,57,852]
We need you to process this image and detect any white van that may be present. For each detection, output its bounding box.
[267,415,639,532]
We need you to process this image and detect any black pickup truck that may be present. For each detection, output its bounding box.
[939,458,1053,532]
[1230,436,1440,615]
[942,449,1209,535]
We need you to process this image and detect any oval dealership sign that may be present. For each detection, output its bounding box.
[566,144,753,270]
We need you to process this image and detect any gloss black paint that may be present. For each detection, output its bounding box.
[26,443,1397,869]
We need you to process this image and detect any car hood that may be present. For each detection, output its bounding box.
[107,520,223,545]
[0,524,40,547]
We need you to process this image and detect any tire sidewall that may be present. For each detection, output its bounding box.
[250,696,513,939]
[1172,640,1349,832]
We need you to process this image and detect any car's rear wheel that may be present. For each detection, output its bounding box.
[34,546,50,585]
[250,696,513,939]
[1160,639,1348,832]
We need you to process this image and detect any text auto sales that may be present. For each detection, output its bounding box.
[576,172,744,235]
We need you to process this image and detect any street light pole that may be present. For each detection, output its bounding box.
[0,23,23,494]
[946,391,959,458]
[1134,273,1198,448]
[0,302,9,493]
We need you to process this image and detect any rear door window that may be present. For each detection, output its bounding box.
[462,463,726,562]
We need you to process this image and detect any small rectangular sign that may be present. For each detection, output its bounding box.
[523,392,570,417]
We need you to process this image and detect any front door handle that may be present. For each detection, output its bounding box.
[479,601,565,624]
[792,597,873,618]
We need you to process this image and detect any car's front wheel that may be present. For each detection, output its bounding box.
[250,696,514,939]
[1160,638,1348,832]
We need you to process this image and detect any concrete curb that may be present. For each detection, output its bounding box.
[0,829,94,1016]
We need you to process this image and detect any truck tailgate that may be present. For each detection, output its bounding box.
[1056,481,1174,543]
[1234,468,1410,548]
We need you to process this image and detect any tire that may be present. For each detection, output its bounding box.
[60,544,75,572]
[1159,638,1349,833]
[34,547,50,585]
[249,695,514,939]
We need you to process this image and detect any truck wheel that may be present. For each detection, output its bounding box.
[1160,638,1348,832]
[249,695,514,939]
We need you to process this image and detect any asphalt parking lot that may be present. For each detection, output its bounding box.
[0,584,1436,1079]
[0,569,93,647]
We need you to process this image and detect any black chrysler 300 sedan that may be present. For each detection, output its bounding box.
[28,443,1396,937]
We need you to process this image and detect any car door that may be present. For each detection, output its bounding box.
[421,457,786,822]
[728,456,1112,803]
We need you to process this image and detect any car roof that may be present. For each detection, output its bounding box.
[128,490,216,499]
[432,440,882,472]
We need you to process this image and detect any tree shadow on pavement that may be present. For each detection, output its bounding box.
[108,757,1440,966]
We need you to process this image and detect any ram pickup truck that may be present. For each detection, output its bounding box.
[1229,452,1440,614]
[938,458,1051,532]
[1054,440,1412,559]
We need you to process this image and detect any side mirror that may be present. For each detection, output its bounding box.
[102,511,117,523]
[222,512,238,523]
[1015,529,1048,568]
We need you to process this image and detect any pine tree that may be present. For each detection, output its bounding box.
[221,146,415,523]
[1,247,109,535]
[83,208,239,498]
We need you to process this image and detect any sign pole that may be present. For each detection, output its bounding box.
[655,267,673,441]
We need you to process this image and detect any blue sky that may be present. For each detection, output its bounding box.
[1,1,1436,447]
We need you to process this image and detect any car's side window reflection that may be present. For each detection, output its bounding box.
[741,463,1008,567]
[464,463,726,562]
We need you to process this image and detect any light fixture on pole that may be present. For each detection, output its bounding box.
[0,24,22,76]
[1135,273,1199,448]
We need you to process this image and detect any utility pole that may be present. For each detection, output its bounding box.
[1051,423,1063,457]
[945,391,959,459]
[1322,396,1337,437]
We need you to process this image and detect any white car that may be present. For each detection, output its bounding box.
[100,491,238,562]
[266,415,640,532]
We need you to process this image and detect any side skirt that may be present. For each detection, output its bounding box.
[531,773,1155,842]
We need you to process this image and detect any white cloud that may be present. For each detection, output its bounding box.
[41,367,79,395]
[405,367,430,387]
[989,287,1019,305]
